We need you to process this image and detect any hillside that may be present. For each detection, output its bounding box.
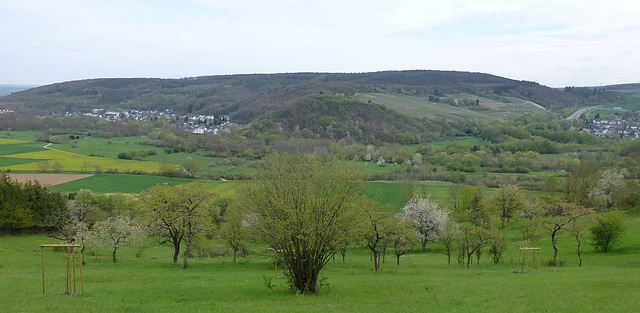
[0,70,605,116]
[601,83,640,94]
[1,71,634,144]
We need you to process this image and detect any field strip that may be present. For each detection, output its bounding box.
[523,100,546,110]
[0,138,30,145]
[3,149,80,159]
[8,173,94,186]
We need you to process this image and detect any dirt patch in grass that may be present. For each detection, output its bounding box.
[7,174,94,186]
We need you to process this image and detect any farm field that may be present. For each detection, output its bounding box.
[427,136,486,148]
[7,173,93,187]
[0,138,29,145]
[2,211,639,313]
[365,181,454,211]
[52,174,240,196]
[0,134,174,174]
[47,175,445,206]
[356,93,496,122]
[1,149,164,173]
[355,93,546,122]
[0,142,50,156]
[1,131,44,141]
[45,135,251,177]
[50,174,200,194]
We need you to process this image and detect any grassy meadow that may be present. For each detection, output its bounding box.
[2,132,640,312]
[2,211,639,312]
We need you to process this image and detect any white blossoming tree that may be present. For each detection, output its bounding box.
[93,215,135,263]
[399,198,449,252]
[588,169,625,211]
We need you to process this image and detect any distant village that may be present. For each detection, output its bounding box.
[583,112,640,139]
[59,108,640,139]
[4,105,640,139]
[64,109,232,135]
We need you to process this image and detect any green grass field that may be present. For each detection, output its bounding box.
[50,135,157,159]
[51,174,199,193]
[52,174,240,196]
[428,137,486,148]
[0,142,49,156]
[365,181,454,211]
[1,131,43,141]
[0,157,41,167]
[2,211,639,312]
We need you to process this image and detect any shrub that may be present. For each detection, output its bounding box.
[590,212,626,252]
[513,166,531,173]
[118,152,133,160]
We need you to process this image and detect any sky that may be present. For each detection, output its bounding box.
[1,0,639,87]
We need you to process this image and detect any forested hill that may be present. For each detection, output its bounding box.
[2,70,622,118]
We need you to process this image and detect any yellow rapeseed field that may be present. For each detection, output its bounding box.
[0,138,29,145]
[1,149,162,173]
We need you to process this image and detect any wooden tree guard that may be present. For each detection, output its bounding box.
[40,244,84,296]
[517,246,540,274]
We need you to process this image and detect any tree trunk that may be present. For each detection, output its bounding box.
[396,254,401,265]
[373,250,380,270]
[112,238,119,263]
[289,258,320,294]
[172,239,181,264]
[233,248,238,262]
[183,240,191,269]
[551,229,559,263]
[421,239,427,252]
[382,247,386,264]
[576,233,583,267]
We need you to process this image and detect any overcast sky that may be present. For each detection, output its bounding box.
[1,0,639,87]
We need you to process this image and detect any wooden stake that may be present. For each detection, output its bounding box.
[79,249,84,295]
[72,246,77,294]
[40,244,83,296]
[41,246,45,295]
[66,248,71,294]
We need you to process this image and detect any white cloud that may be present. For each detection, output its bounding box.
[0,0,639,86]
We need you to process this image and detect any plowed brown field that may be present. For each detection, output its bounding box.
[7,174,93,186]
